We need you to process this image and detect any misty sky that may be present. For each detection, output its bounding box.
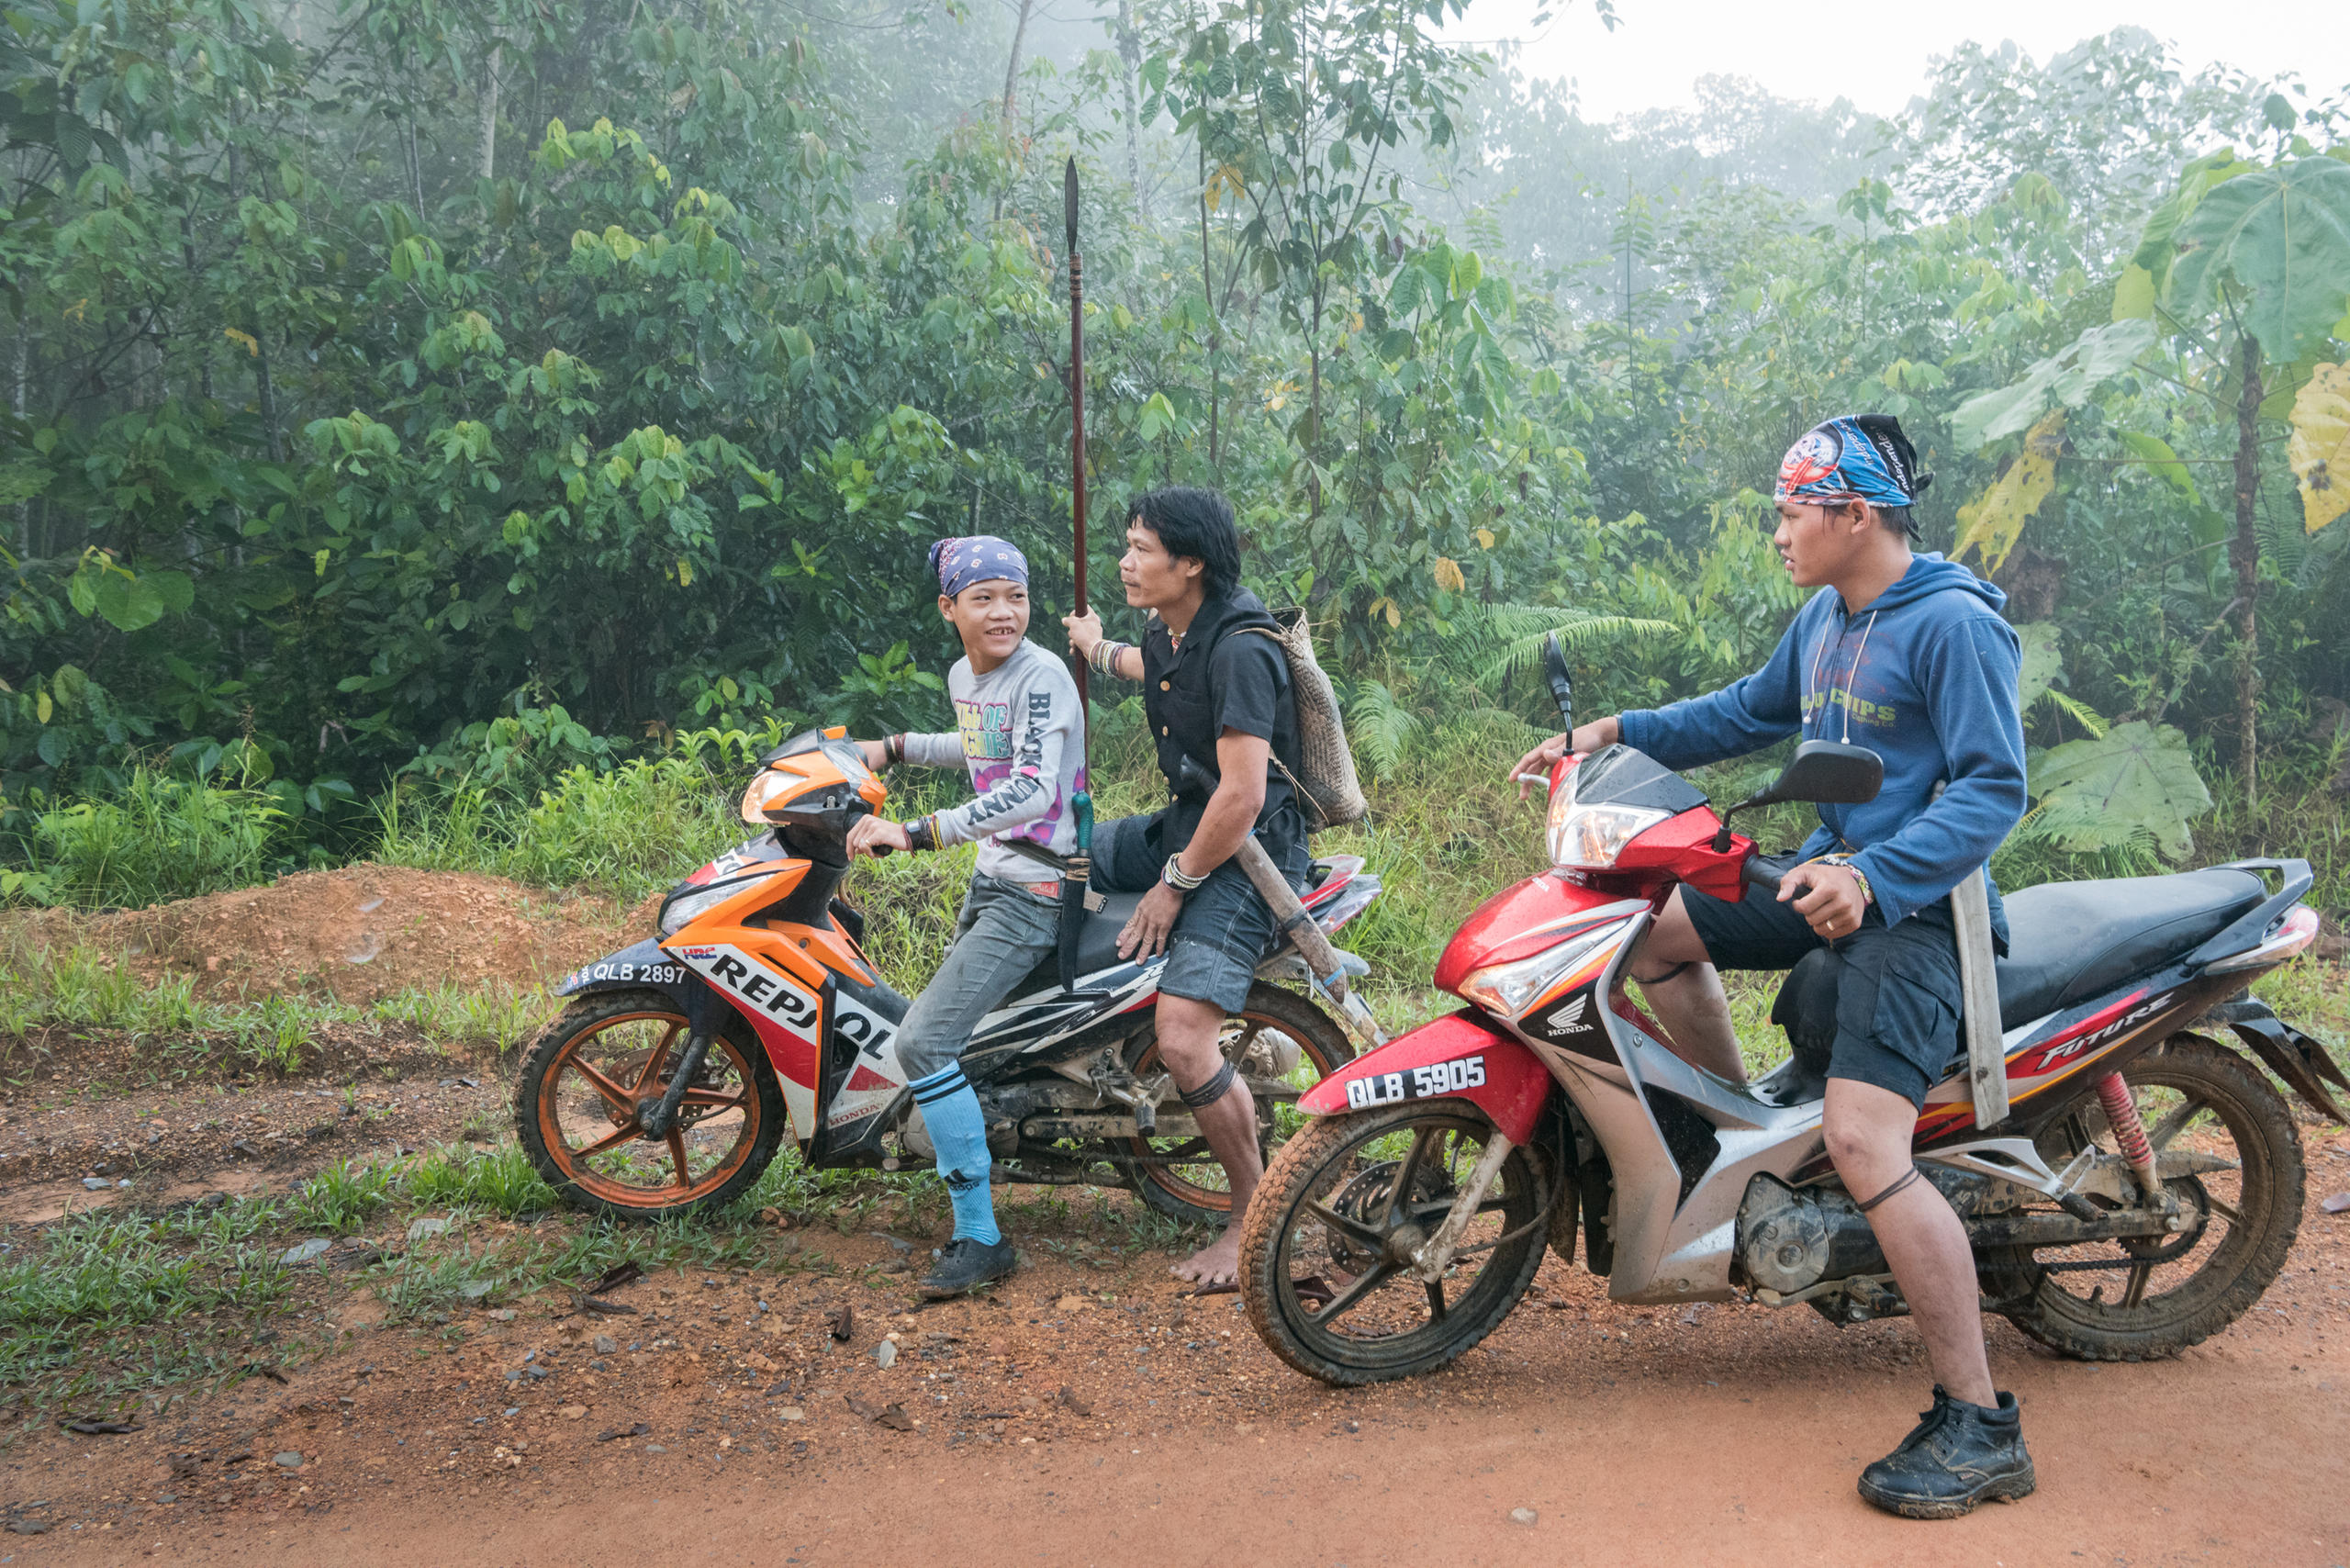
[1441,0,2346,121]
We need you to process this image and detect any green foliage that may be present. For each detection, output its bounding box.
[2158,158,2350,364]
[288,1159,401,1236]
[2023,721,2215,862]
[2,3,2346,910]
[16,768,290,908]
[401,1142,560,1216]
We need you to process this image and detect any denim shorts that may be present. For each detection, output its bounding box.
[1092,810,1309,1014]
[1681,880,1968,1108]
[892,873,1062,1081]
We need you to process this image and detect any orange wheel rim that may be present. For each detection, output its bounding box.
[1130,1009,1337,1214]
[535,1010,762,1208]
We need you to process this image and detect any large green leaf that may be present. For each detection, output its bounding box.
[2163,158,2350,364]
[2116,431,2199,499]
[2015,622,2063,711]
[2028,722,2212,863]
[1950,320,2155,451]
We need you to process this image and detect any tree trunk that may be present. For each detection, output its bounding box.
[478,42,501,181]
[1115,0,1143,196]
[255,333,285,465]
[2230,334,2263,809]
[1000,0,1033,134]
[407,118,426,217]
[12,330,28,558]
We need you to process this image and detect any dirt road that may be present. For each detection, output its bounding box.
[11,1127,2348,1568]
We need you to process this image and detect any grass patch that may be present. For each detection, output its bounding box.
[374,756,746,905]
[10,767,295,910]
[0,1204,297,1413]
[0,934,564,1081]
[373,981,556,1056]
[400,1142,559,1215]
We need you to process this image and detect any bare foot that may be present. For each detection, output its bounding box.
[1170,1226,1242,1287]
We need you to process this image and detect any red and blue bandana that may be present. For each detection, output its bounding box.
[927,534,1029,599]
[1774,415,1923,512]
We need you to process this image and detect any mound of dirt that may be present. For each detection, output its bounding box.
[12,866,657,1005]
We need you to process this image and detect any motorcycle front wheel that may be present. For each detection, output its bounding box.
[1238,1102,1551,1385]
[1986,1034,2304,1361]
[515,989,787,1223]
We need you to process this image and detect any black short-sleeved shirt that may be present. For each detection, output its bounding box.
[1141,588,1305,866]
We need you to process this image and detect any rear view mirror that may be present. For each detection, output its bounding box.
[1541,633,1574,729]
[1759,740,1884,806]
[1709,740,1883,852]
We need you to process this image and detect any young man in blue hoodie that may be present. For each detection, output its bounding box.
[1511,414,2032,1518]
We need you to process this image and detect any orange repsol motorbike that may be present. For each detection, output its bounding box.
[514,729,1381,1224]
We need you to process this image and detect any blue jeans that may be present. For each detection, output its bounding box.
[893,873,1063,1081]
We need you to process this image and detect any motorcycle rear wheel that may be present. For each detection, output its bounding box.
[1239,1102,1551,1385]
[1121,982,1354,1228]
[1987,1035,2304,1361]
[516,989,786,1223]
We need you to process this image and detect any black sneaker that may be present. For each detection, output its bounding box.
[920,1236,1017,1298]
[1857,1387,2035,1519]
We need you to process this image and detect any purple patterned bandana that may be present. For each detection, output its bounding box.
[926,535,1029,599]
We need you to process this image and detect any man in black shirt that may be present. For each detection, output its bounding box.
[1065,487,1308,1286]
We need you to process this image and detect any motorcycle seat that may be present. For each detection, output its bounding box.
[1992,868,2266,1028]
[1076,890,1149,974]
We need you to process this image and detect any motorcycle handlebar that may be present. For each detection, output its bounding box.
[1742,856,1783,896]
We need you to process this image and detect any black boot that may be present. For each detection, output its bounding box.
[1857,1387,2035,1519]
[920,1236,1017,1298]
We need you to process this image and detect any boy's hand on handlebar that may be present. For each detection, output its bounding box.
[845,816,912,858]
[1779,862,1867,940]
[1063,608,1104,659]
[1508,717,1620,800]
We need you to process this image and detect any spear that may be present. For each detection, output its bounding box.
[1058,156,1094,993]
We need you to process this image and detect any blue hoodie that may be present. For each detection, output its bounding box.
[1617,554,2026,937]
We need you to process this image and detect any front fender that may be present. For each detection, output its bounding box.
[553,938,704,1013]
[1297,1010,1553,1144]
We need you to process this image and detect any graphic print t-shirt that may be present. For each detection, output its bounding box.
[901,639,1087,886]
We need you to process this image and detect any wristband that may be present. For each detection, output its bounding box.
[1815,853,1874,906]
[884,734,905,766]
[903,815,937,854]
[1090,639,1130,679]
[1162,855,1206,893]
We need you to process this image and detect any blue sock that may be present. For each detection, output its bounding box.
[910,1065,1000,1245]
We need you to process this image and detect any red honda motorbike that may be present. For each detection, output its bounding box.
[1237,639,2344,1384]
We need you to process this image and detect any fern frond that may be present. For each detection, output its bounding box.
[1432,601,1682,690]
[2034,688,2109,738]
[1342,678,1421,782]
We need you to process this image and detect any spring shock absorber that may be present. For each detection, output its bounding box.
[2093,1071,2168,1208]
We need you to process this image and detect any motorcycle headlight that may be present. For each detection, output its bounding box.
[658,882,741,935]
[740,769,799,823]
[1454,919,1631,1018]
[1547,795,1670,869]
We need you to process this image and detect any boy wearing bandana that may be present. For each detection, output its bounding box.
[848,535,1086,1296]
[1511,415,2036,1517]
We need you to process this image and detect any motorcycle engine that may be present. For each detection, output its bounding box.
[1735,1174,1886,1295]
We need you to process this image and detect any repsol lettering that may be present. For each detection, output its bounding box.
[834,1009,896,1062]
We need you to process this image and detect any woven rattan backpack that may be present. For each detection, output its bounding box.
[1233,607,1368,833]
